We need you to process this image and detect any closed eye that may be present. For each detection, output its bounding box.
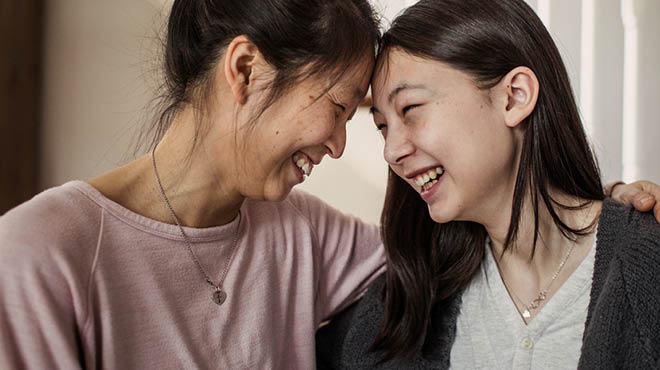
[403,104,420,114]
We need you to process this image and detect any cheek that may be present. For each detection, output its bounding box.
[299,111,337,141]
[444,107,505,162]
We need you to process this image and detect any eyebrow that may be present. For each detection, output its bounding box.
[369,83,426,115]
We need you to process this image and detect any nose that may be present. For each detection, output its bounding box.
[383,127,414,165]
[324,122,347,159]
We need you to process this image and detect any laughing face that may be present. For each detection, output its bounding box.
[231,56,373,202]
[371,49,520,225]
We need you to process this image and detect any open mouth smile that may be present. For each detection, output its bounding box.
[413,166,445,193]
[293,152,314,179]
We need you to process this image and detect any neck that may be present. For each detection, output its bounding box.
[480,188,601,323]
[484,188,600,278]
[90,107,244,228]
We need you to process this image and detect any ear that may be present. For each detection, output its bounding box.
[496,66,539,128]
[223,35,260,105]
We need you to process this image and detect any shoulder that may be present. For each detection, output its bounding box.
[0,181,103,268]
[1,181,103,235]
[244,189,377,232]
[282,189,348,219]
[587,198,660,367]
[599,198,660,236]
[594,198,660,307]
[597,198,660,256]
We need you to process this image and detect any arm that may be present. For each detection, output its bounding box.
[606,180,660,222]
[0,243,84,369]
[0,208,86,369]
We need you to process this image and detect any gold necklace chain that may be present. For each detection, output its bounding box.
[509,239,577,319]
[151,144,241,306]
[499,201,594,320]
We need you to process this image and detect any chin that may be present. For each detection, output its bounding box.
[262,186,294,202]
[427,203,461,224]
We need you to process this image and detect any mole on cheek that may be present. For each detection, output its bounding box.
[276,131,279,135]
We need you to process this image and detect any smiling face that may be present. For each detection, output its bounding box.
[229,55,374,202]
[371,49,522,225]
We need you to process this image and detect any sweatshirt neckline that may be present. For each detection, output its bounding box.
[67,180,243,243]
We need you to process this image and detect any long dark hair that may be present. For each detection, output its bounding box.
[140,0,380,152]
[373,0,604,359]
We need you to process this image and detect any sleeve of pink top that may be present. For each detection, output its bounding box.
[286,191,386,322]
[0,199,87,369]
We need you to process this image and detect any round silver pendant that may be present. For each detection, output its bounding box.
[212,290,227,306]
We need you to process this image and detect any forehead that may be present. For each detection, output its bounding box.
[371,55,423,109]
[372,49,479,96]
[373,49,418,83]
[370,51,429,112]
[331,57,374,97]
[370,50,487,115]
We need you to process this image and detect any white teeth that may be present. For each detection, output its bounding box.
[414,166,444,191]
[422,179,439,192]
[294,154,313,177]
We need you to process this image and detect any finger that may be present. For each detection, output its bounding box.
[612,184,640,204]
[642,180,660,202]
[633,192,655,212]
[636,180,656,193]
[639,181,660,222]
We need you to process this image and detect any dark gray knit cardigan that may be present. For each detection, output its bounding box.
[316,199,660,369]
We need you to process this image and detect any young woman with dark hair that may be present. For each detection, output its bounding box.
[0,1,386,368]
[316,0,660,369]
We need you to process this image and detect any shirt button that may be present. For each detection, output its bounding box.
[520,336,534,350]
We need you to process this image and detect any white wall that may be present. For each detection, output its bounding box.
[40,0,660,225]
[621,0,660,184]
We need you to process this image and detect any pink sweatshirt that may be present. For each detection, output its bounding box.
[0,181,385,369]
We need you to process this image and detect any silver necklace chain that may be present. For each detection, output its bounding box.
[501,202,594,320]
[151,144,241,306]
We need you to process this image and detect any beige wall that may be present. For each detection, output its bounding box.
[40,0,162,189]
